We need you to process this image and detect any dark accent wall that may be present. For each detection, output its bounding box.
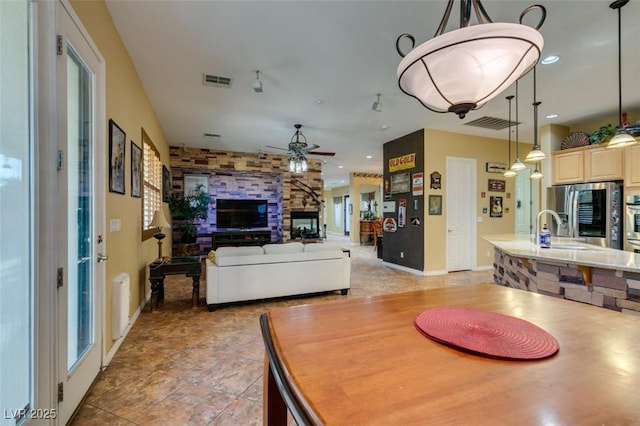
[383,129,424,271]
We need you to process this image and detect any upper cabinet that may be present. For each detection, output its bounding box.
[552,147,585,184]
[552,145,623,185]
[625,142,640,188]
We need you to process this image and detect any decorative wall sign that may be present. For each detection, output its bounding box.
[391,172,410,194]
[410,217,421,227]
[389,153,416,172]
[486,162,507,173]
[384,178,391,199]
[412,172,424,196]
[490,196,503,217]
[398,199,407,228]
[383,201,396,212]
[488,179,506,192]
[383,217,397,232]
[430,171,441,190]
[429,195,442,215]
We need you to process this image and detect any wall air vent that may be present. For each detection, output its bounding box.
[203,74,232,88]
[464,116,518,131]
[204,133,221,138]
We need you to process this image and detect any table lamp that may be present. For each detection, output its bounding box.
[150,210,171,259]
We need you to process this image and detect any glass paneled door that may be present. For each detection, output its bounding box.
[57,2,106,422]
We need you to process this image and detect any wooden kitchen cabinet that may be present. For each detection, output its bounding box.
[625,142,640,187]
[552,147,584,184]
[552,144,624,185]
[584,145,623,182]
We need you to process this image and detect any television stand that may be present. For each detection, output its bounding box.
[211,230,271,250]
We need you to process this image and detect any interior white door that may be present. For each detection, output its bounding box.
[344,195,350,235]
[57,2,106,422]
[515,167,539,235]
[446,157,476,272]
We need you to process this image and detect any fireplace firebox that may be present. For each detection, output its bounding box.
[291,211,320,239]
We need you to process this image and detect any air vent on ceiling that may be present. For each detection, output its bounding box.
[464,116,519,131]
[204,133,221,138]
[203,74,232,88]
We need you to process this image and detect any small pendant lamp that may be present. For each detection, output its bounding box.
[525,67,546,162]
[530,162,543,180]
[607,0,636,148]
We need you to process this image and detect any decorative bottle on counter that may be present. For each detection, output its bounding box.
[540,224,551,248]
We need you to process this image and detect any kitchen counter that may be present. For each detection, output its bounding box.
[483,234,640,315]
[483,234,640,273]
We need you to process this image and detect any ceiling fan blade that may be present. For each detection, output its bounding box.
[305,144,320,151]
[307,150,336,156]
[265,145,290,152]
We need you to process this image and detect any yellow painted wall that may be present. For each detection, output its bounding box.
[325,186,350,234]
[70,0,170,353]
[422,129,532,272]
[348,174,383,245]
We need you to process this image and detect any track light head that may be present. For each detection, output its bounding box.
[372,93,383,112]
[253,70,263,93]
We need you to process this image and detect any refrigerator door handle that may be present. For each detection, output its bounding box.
[570,187,578,238]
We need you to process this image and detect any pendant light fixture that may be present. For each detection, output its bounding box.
[607,0,636,148]
[530,162,543,180]
[504,95,517,178]
[396,1,546,119]
[525,66,546,162]
[510,80,526,172]
[288,124,308,173]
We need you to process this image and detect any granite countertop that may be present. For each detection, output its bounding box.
[483,234,640,273]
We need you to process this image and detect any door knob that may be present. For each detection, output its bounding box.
[97,253,108,262]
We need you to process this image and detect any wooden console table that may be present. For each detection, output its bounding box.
[260,284,640,425]
[148,256,201,311]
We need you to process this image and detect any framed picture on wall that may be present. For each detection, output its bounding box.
[428,195,442,215]
[130,141,142,198]
[490,196,503,217]
[108,119,126,194]
[162,165,171,203]
[184,175,208,196]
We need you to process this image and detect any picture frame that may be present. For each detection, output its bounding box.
[428,195,442,215]
[490,196,503,217]
[184,175,208,196]
[108,119,126,194]
[130,141,142,198]
[488,179,505,192]
[162,165,171,203]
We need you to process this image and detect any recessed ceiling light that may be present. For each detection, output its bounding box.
[541,55,560,65]
[366,155,373,159]
[380,125,390,131]
[545,113,559,119]
[338,165,344,169]
[316,99,324,105]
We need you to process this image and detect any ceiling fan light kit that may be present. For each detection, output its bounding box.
[607,0,636,149]
[396,0,546,119]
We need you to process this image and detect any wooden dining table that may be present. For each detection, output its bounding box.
[260,284,640,425]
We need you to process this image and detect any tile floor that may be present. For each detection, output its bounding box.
[69,236,493,425]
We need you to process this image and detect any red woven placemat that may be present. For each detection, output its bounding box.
[414,306,559,360]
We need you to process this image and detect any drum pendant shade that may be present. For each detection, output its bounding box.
[397,23,544,119]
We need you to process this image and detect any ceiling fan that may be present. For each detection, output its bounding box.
[266,124,336,157]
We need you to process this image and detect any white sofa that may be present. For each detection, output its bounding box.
[205,242,350,310]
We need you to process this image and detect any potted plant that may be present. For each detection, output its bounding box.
[589,124,616,145]
[168,184,211,243]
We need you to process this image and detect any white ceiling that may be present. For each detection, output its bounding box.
[105,0,640,188]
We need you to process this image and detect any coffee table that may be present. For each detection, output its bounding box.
[148,256,201,311]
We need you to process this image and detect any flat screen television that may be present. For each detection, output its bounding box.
[216,199,268,229]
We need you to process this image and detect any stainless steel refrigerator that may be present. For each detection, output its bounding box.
[547,182,622,249]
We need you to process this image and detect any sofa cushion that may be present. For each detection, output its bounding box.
[303,243,344,253]
[215,250,344,267]
[216,246,264,257]
[262,242,304,254]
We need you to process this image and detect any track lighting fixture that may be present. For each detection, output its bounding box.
[253,70,263,93]
[372,93,383,112]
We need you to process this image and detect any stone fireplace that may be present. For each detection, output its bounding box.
[290,211,320,239]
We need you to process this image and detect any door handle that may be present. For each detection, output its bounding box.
[97,253,108,263]
[448,229,453,232]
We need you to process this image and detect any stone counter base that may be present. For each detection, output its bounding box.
[493,248,640,316]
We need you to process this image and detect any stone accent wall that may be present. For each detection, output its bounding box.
[493,248,640,316]
[168,147,323,253]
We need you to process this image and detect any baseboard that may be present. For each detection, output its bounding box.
[425,269,448,276]
[473,265,494,271]
[103,292,150,366]
[382,261,427,276]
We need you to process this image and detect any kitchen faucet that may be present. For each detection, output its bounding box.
[534,210,563,246]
